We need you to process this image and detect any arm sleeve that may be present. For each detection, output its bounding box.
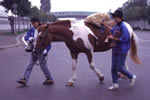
[46,44,52,52]
[24,28,34,41]
[119,25,130,43]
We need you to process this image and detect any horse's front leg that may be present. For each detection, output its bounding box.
[66,52,79,86]
[86,50,104,82]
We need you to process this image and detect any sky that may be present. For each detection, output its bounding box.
[30,0,128,12]
[0,0,128,16]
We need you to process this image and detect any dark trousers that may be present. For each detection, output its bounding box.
[111,53,133,83]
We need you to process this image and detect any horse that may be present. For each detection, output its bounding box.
[34,19,141,86]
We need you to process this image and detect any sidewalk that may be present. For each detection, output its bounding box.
[0,33,16,46]
[0,32,25,50]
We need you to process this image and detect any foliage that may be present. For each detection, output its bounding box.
[29,6,57,23]
[122,0,148,20]
[1,0,31,17]
[124,6,141,20]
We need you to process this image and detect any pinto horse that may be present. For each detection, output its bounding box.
[35,20,140,86]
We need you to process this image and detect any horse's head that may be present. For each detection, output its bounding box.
[34,24,51,53]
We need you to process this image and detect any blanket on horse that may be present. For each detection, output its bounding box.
[85,13,110,27]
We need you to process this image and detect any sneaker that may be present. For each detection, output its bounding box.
[129,75,136,86]
[43,79,54,85]
[17,78,27,86]
[108,83,119,91]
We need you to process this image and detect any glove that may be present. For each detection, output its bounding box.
[42,49,48,57]
[29,37,34,42]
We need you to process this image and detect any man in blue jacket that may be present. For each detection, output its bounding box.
[103,10,136,90]
[17,17,54,86]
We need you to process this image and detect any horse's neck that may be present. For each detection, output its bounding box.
[48,22,73,43]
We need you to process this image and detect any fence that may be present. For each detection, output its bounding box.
[0,16,30,33]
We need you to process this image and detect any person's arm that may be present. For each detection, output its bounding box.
[42,44,52,56]
[46,44,51,52]
[108,24,130,42]
[119,25,130,43]
[24,27,34,41]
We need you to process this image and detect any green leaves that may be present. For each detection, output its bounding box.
[1,0,31,17]
[29,6,57,23]
[123,0,148,20]
[1,0,57,23]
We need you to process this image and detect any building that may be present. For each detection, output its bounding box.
[40,0,51,13]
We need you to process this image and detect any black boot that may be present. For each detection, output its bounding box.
[17,78,27,86]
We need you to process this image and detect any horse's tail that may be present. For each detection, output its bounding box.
[129,32,141,64]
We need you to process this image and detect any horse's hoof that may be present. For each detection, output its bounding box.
[66,82,74,87]
[99,76,104,82]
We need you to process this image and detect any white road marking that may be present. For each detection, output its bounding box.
[22,35,28,45]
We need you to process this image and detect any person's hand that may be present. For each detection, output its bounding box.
[107,35,114,40]
[42,49,48,57]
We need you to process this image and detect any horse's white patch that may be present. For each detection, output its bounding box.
[69,20,97,50]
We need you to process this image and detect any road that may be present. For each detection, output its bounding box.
[0,31,150,100]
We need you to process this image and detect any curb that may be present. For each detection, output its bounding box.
[22,35,28,46]
[0,33,26,50]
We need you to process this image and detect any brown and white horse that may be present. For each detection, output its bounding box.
[35,20,140,86]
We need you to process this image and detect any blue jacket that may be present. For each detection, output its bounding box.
[24,27,51,52]
[111,22,130,55]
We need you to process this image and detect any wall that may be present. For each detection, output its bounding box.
[0,16,30,33]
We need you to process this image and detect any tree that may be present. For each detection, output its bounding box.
[124,6,141,20]
[29,6,41,18]
[29,6,57,23]
[123,0,148,20]
[1,0,31,17]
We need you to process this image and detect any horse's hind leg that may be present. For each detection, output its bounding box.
[66,52,79,86]
[86,50,104,82]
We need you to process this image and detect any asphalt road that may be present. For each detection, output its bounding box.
[0,31,150,100]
